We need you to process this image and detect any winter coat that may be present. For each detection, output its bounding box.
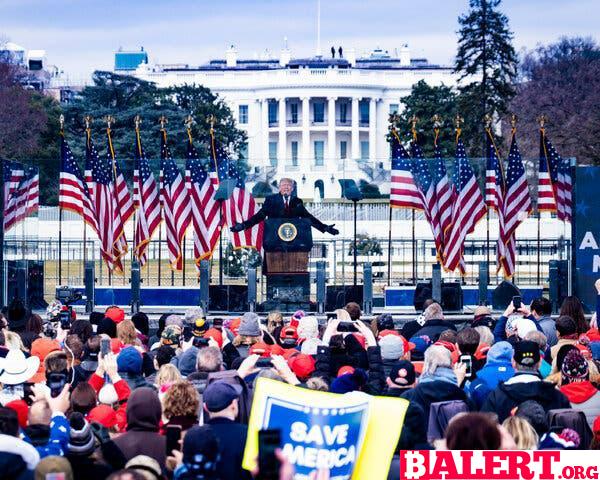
[538,316,558,347]
[401,378,472,424]
[382,388,427,450]
[560,381,600,428]
[112,387,167,472]
[412,319,457,343]
[481,373,571,422]
[0,434,39,473]
[465,361,515,409]
[206,417,252,480]
[22,414,70,458]
[0,452,32,480]
[66,454,113,480]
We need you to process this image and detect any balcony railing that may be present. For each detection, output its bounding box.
[336,119,351,126]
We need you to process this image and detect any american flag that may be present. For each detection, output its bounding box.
[185,131,220,264]
[411,140,442,258]
[58,134,98,233]
[133,127,161,267]
[85,131,120,271]
[557,156,572,223]
[498,131,531,278]
[485,129,504,212]
[443,135,487,273]
[431,137,454,258]
[209,131,263,251]
[4,166,39,232]
[537,129,558,213]
[159,129,191,270]
[3,160,24,214]
[107,128,134,268]
[390,128,424,210]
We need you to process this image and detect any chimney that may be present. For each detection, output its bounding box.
[347,48,356,67]
[280,37,291,66]
[400,44,410,66]
[226,45,237,67]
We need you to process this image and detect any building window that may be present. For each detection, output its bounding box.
[339,103,348,124]
[238,105,248,124]
[314,141,324,166]
[360,141,369,160]
[340,141,347,160]
[291,141,299,166]
[359,100,369,125]
[290,103,298,124]
[389,103,399,115]
[269,141,278,166]
[313,102,325,123]
[314,180,325,200]
[268,101,278,125]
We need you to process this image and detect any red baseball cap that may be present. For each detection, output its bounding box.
[88,404,118,429]
[249,342,271,357]
[269,344,285,357]
[288,354,316,380]
[105,306,125,324]
[282,348,299,360]
[203,328,223,348]
[351,333,366,349]
[337,365,355,377]
[280,326,299,341]
[6,399,28,428]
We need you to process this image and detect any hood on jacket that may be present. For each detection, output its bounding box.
[126,387,161,432]
[414,379,467,404]
[560,381,599,404]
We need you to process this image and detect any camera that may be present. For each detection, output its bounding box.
[56,286,83,306]
[192,336,209,348]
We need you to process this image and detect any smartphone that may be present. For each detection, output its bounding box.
[512,296,522,310]
[256,358,273,368]
[459,355,473,378]
[258,429,281,480]
[100,338,110,357]
[337,321,358,333]
[59,308,71,330]
[47,372,68,398]
[165,425,182,455]
[192,336,210,348]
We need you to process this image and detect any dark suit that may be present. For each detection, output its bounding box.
[240,193,328,232]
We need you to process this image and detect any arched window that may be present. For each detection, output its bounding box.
[314,179,324,201]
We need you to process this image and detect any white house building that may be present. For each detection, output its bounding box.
[118,45,459,199]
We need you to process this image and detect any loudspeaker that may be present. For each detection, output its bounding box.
[247,268,257,312]
[326,285,363,311]
[492,280,521,310]
[316,261,326,314]
[4,260,46,309]
[209,285,248,312]
[549,260,569,313]
[130,260,141,313]
[413,281,463,312]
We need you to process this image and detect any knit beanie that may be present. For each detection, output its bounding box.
[561,349,589,382]
[68,412,95,456]
[376,313,394,332]
[330,368,368,394]
[238,312,261,337]
[117,346,143,375]
[485,341,514,366]
[379,335,405,361]
[539,428,580,449]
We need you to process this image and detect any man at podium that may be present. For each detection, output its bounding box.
[230,178,339,235]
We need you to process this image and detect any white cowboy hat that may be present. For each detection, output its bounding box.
[0,349,40,385]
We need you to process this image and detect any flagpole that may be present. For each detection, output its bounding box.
[537,116,547,286]
[410,115,419,284]
[84,116,93,283]
[484,114,492,285]
[158,116,166,287]
[386,114,398,287]
[58,115,64,285]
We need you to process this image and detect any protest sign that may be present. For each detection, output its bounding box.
[243,377,409,480]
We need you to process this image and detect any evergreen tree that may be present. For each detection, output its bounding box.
[454,0,517,155]
[397,80,459,158]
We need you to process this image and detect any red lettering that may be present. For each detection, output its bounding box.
[574,466,585,479]
[431,451,459,479]
[586,466,599,480]
[460,451,475,479]
[534,451,560,480]
[505,451,534,480]
[563,466,574,479]
[482,451,509,479]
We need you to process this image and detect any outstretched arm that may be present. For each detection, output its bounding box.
[231,201,267,232]
[296,199,338,234]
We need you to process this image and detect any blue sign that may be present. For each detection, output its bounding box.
[261,396,369,479]
[574,167,600,311]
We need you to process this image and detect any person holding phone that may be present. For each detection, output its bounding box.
[492,298,544,343]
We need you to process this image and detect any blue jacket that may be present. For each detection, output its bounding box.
[466,361,515,409]
[22,414,70,459]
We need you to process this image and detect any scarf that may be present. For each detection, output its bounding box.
[419,366,457,386]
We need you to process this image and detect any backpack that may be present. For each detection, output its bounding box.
[547,409,593,449]
[206,370,252,424]
[427,400,469,443]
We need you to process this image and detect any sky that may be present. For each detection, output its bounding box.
[1,0,599,83]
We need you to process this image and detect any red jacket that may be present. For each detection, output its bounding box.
[88,373,130,432]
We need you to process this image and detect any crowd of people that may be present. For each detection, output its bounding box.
[1,284,600,479]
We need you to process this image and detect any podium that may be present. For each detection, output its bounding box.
[261,218,313,311]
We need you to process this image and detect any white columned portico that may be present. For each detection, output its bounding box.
[261,98,269,167]
[369,97,377,162]
[278,97,287,175]
[301,97,310,169]
[351,97,360,160]
[327,96,337,169]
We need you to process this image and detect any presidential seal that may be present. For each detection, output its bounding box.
[278,222,298,242]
